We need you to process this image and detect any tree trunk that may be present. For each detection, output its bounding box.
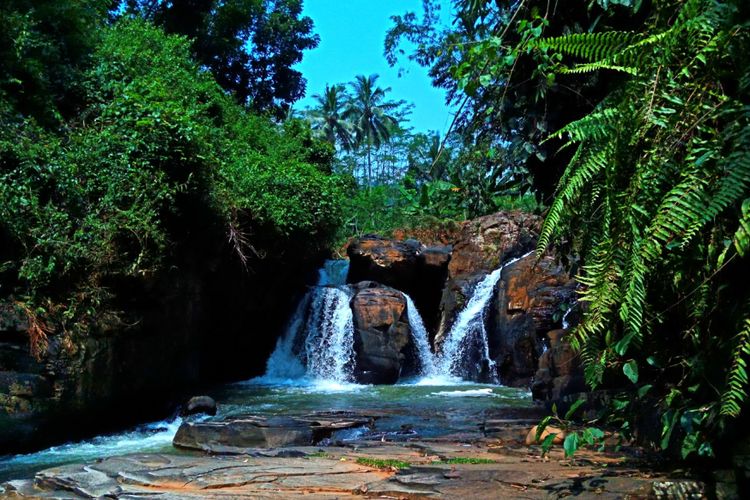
[367,139,372,188]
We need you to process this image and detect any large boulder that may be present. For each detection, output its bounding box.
[347,237,450,335]
[349,282,413,384]
[489,254,577,387]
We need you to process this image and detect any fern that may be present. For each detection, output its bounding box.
[528,0,750,450]
[722,317,750,417]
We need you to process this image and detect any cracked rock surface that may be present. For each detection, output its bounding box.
[0,419,705,499]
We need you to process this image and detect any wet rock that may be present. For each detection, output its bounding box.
[174,416,314,451]
[489,254,576,387]
[181,395,217,417]
[436,211,542,347]
[347,237,451,334]
[447,211,541,279]
[173,412,374,452]
[350,282,412,384]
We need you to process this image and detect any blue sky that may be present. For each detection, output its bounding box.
[294,1,454,134]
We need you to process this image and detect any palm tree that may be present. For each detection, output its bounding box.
[308,84,354,151]
[345,74,400,186]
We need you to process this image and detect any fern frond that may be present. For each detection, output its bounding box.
[721,316,750,417]
[532,31,638,62]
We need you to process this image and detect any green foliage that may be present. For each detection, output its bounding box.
[432,457,497,464]
[534,400,609,458]
[122,0,319,116]
[0,0,111,125]
[0,18,345,345]
[530,0,750,457]
[355,457,412,469]
[386,0,648,201]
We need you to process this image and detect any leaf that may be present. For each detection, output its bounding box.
[565,399,586,420]
[623,360,639,384]
[540,433,557,455]
[637,384,653,398]
[563,432,580,458]
[536,415,553,442]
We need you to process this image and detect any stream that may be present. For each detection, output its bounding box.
[0,259,535,482]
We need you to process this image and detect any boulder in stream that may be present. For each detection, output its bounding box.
[349,282,412,384]
[181,395,217,417]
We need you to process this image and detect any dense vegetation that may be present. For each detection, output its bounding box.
[389,0,750,460]
[0,1,346,355]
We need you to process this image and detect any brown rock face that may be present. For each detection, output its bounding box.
[436,212,542,345]
[531,329,586,401]
[447,211,541,278]
[347,237,451,335]
[350,282,412,384]
[489,254,577,387]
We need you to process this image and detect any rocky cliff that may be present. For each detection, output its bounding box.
[0,238,323,453]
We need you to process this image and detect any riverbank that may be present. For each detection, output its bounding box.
[0,379,711,498]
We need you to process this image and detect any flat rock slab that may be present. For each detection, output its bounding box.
[0,440,707,499]
[173,412,375,452]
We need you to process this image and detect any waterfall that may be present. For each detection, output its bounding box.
[435,252,533,382]
[404,294,436,376]
[303,287,355,382]
[318,259,350,286]
[262,260,355,383]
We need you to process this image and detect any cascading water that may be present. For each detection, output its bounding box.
[404,294,436,376]
[303,287,355,382]
[262,260,355,383]
[435,252,533,382]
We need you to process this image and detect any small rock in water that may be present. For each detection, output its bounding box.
[181,395,217,417]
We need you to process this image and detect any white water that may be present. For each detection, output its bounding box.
[434,252,533,382]
[262,260,356,384]
[303,287,355,382]
[404,294,437,376]
[0,418,183,479]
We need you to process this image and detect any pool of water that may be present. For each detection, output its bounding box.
[0,376,533,482]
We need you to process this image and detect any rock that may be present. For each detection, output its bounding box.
[0,232,327,455]
[174,416,314,451]
[525,425,566,445]
[347,237,451,335]
[436,211,542,347]
[173,412,374,452]
[447,211,541,279]
[350,282,412,384]
[181,395,217,417]
[531,329,586,401]
[488,254,576,387]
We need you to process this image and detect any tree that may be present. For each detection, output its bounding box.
[0,0,113,126]
[386,0,648,202]
[308,84,354,151]
[345,74,401,186]
[122,0,319,116]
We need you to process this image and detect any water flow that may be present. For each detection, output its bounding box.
[404,294,436,376]
[262,260,355,383]
[303,287,355,382]
[435,252,533,381]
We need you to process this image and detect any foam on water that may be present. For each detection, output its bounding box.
[430,388,496,397]
[0,418,183,477]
